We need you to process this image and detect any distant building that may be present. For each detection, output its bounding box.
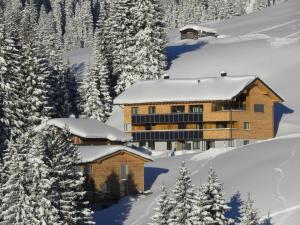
[47,118,152,203]
[114,74,284,151]
[180,25,218,39]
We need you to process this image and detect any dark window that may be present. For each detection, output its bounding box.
[82,165,92,175]
[171,105,185,113]
[178,123,186,129]
[132,107,139,115]
[148,141,155,150]
[243,140,250,145]
[189,105,203,113]
[148,106,156,114]
[120,163,128,180]
[167,141,172,150]
[139,141,146,147]
[145,125,152,130]
[254,104,264,113]
[216,122,228,129]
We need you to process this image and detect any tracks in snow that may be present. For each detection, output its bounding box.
[266,140,300,224]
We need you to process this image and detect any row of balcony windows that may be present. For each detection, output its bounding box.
[132,113,203,124]
[131,101,264,115]
[132,130,203,141]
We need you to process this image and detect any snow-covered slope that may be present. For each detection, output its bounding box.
[95,134,300,225]
[107,0,300,134]
[166,0,300,136]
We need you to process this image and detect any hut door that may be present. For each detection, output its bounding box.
[120,180,128,197]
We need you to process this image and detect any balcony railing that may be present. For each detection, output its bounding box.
[132,113,203,124]
[131,130,203,141]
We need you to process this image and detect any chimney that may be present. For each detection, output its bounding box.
[163,75,170,79]
[221,71,227,77]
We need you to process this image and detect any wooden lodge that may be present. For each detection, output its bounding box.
[180,25,218,40]
[114,74,284,151]
[46,118,153,204]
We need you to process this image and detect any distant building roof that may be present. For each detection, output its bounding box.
[46,118,132,142]
[114,76,259,104]
[179,25,217,34]
[78,145,153,163]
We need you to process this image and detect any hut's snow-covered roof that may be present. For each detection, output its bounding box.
[78,145,153,163]
[114,76,257,104]
[179,25,217,33]
[47,118,132,142]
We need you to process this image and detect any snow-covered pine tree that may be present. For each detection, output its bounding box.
[226,0,238,18]
[235,0,247,16]
[0,8,26,142]
[79,8,112,122]
[253,0,268,11]
[0,135,37,224]
[168,161,195,225]
[239,193,260,225]
[189,185,213,225]
[43,126,94,224]
[18,5,52,129]
[202,168,230,225]
[64,0,77,50]
[27,131,62,224]
[52,0,65,39]
[0,159,4,222]
[80,67,107,121]
[133,0,166,81]
[0,21,7,153]
[206,0,219,21]
[80,0,94,47]
[0,131,61,224]
[109,0,137,95]
[150,184,173,225]
[38,5,79,118]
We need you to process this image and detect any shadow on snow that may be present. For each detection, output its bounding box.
[166,41,207,70]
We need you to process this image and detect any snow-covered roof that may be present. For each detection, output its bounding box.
[179,25,217,33]
[114,76,257,104]
[78,145,153,163]
[46,118,132,142]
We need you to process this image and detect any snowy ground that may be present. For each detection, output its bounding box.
[106,0,300,135]
[66,1,300,224]
[95,134,300,225]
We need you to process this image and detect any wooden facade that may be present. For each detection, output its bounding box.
[48,118,151,204]
[180,27,218,40]
[180,29,199,40]
[79,150,151,203]
[122,78,283,149]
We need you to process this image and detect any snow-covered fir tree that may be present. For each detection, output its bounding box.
[0,7,26,141]
[239,193,260,225]
[150,184,173,225]
[80,12,112,122]
[168,161,195,225]
[38,5,79,117]
[109,0,138,95]
[18,5,52,129]
[0,131,60,224]
[189,186,213,225]
[133,0,166,81]
[43,126,94,224]
[202,168,231,225]
[80,67,109,121]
